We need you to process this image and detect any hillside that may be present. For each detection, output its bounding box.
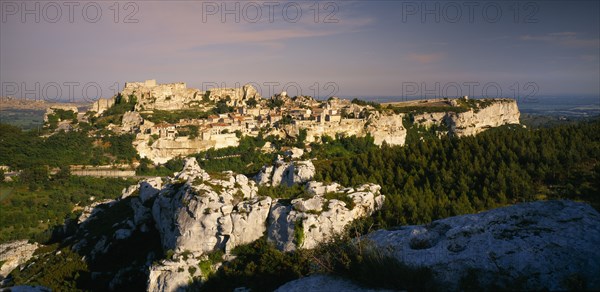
[1,80,598,291]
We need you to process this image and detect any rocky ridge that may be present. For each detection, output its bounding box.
[413,98,521,136]
[59,157,383,291]
[365,200,600,290]
[275,200,600,291]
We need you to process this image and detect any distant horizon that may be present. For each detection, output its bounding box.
[2,1,599,99]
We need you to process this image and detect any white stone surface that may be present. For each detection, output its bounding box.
[367,200,600,291]
[0,240,39,279]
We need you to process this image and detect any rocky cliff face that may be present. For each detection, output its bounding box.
[366,113,407,146]
[447,99,520,136]
[268,182,384,251]
[289,113,407,147]
[124,158,383,291]
[412,99,521,136]
[0,241,39,280]
[151,158,267,254]
[365,200,600,291]
[207,84,261,107]
[135,135,239,165]
[255,159,316,187]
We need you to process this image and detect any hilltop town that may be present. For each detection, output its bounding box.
[42,80,520,164]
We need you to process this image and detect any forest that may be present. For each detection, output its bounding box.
[314,120,600,228]
[3,117,599,291]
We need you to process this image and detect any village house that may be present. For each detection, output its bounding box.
[289,108,312,120]
[152,123,177,138]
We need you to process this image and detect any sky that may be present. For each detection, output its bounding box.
[1,0,599,101]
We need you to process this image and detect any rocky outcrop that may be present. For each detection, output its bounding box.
[135,134,239,165]
[147,256,203,292]
[207,84,261,107]
[413,112,447,128]
[125,158,382,291]
[151,158,267,254]
[255,159,316,187]
[120,111,144,133]
[366,200,600,291]
[268,183,384,251]
[366,113,406,146]
[275,275,389,292]
[288,114,407,147]
[0,240,39,280]
[446,99,520,136]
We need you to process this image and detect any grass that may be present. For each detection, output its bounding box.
[387,105,468,114]
[293,220,305,248]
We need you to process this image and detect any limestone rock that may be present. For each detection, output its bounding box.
[446,99,520,136]
[121,184,139,199]
[120,111,144,133]
[148,257,202,292]
[275,274,392,292]
[77,199,117,225]
[255,160,315,187]
[366,113,407,146]
[208,84,262,107]
[413,112,447,128]
[0,240,39,279]
[140,177,163,203]
[151,158,269,255]
[268,183,385,251]
[367,200,600,291]
[306,181,342,196]
[284,147,304,159]
[135,135,239,165]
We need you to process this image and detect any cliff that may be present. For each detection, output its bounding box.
[287,113,407,147]
[112,158,382,291]
[412,98,521,136]
[446,98,520,136]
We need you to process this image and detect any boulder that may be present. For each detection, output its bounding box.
[367,200,600,290]
[255,160,315,187]
[120,111,144,133]
[0,240,39,279]
[268,184,385,251]
[275,275,391,292]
